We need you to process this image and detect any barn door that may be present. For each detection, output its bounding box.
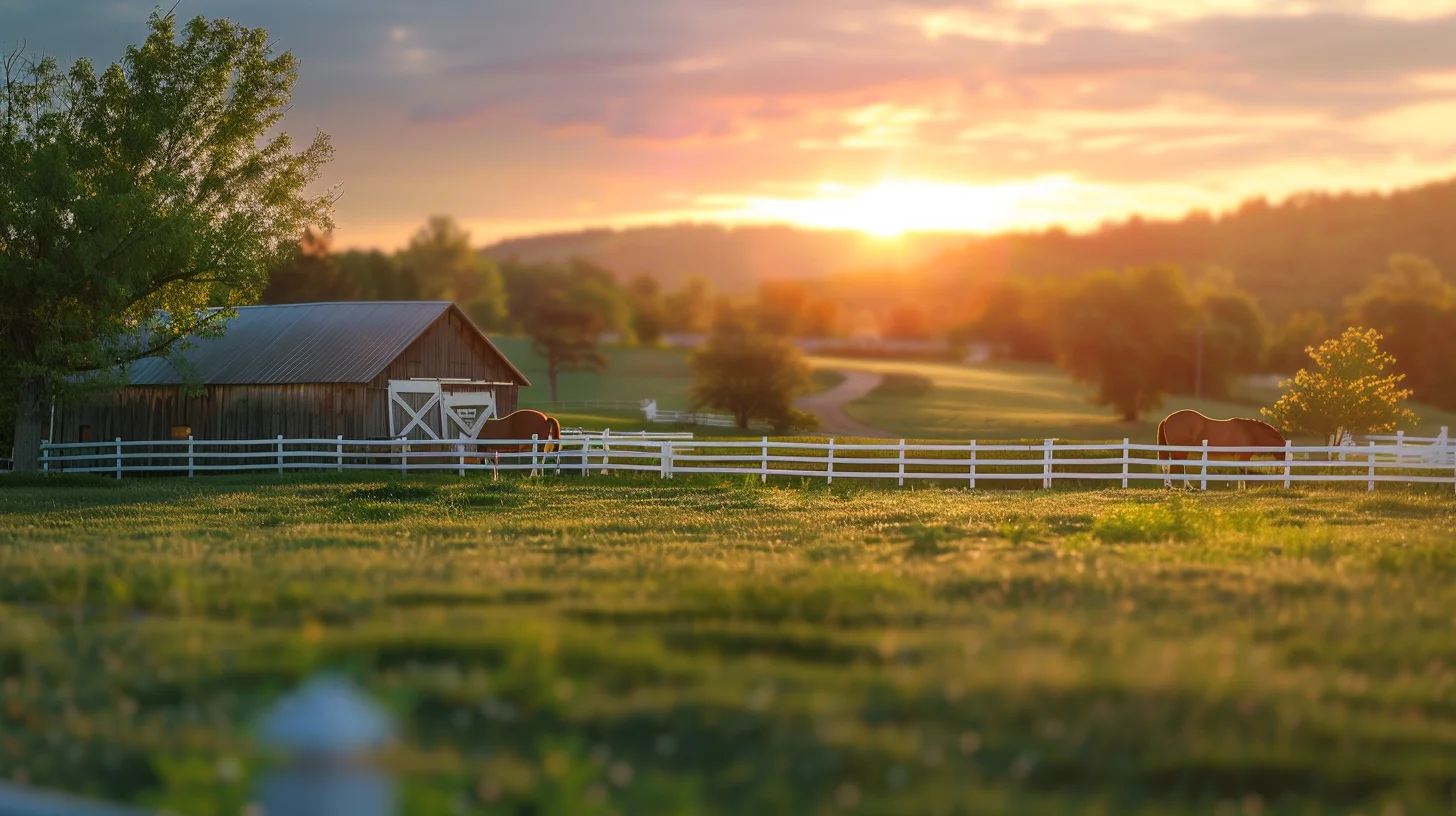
[442,390,498,439]
[388,381,444,440]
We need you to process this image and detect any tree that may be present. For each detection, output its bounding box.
[949,278,1054,362]
[261,229,357,303]
[627,274,666,346]
[662,276,713,334]
[882,304,931,340]
[689,321,816,432]
[399,216,506,329]
[1054,265,1200,422]
[1178,287,1269,399]
[1267,311,1327,374]
[1263,327,1417,444]
[1347,254,1456,408]
[1,13,333,470]
[526,292,607,403]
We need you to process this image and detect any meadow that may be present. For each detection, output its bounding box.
[485,337,1456,443]
[3,473,1456,814]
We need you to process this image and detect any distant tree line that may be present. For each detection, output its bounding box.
[948,253,1456,418]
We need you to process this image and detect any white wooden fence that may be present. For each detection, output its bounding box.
[34,436,1456,491]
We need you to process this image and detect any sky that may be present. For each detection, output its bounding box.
[6,0,1456,248]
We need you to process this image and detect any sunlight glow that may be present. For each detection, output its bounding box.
[718,178,1079,237]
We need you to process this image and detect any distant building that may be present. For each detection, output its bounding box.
[51,302,530,443]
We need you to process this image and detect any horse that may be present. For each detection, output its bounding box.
[467,409,561,476]
[1157,409,1286,489]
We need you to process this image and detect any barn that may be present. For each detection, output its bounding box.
[50,301,531,445]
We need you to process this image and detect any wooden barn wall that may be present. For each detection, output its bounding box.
[52,384,382,444]
[369,310,521,416]
[51,309,525,443]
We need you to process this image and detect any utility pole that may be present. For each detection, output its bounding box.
[1194,322,1204,399]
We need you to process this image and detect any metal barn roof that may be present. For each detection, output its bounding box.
[126,302,530,386]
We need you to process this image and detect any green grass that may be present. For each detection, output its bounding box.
[491,337,696,410]
[820,358,1456,443]
[3,474,1456,814]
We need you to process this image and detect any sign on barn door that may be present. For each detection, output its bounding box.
[387,379,506,440]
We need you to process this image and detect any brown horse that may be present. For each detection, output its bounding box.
[466,410,561,474]
[1157,409,1286,488]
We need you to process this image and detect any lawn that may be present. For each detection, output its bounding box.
[822,358,1456,444]
[3,474,1456,814]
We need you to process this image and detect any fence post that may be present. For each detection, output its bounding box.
[827,438,835,485]
[898,439,906,487]
[277,435,285,475]
[1368,440,1376,493]
[1122,438,1129,489]
[602,429,611,476]
[257,675,396,816]
[1396,430,1405,464]
[1043,438,1054,489]
[969,440,977,489]
[531,433,540,477]
[458,439,466,478]
[115,437,122,480]
[1200,439,1208,491]
[188,435,195,479]
[761,436,769,484]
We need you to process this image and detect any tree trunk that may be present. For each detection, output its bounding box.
[11,377,47,472]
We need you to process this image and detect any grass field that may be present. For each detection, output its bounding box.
[827,358,1456,444]
[486,338,1456,443]
[3,474,1456,814]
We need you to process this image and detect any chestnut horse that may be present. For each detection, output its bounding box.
[1157,409,1286,489]
[467,409,561,475]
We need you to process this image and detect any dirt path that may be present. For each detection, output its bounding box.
[796,370,892,438]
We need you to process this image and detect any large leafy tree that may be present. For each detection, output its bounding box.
[1,13,333,470]
[1053,265,1200,422]
[689,319,816,432]
[1263,327,1417,444]
[1346,254,1456,409]
[399,215,506,329]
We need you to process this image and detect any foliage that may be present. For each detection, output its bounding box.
[1053,265,1200,422]
[626,274,666,346]
[1263,327,1418,442]
[689,321,816,432]
[661,275,714,334]
[400,215,506,329]
[259,229,352,304]
[1187,287,1269,398]
[500,259,625,401]
[948,278,1055,362]
[1266,310,1328,374]
[0,12,333,468]
[880,303,931,340]
[1346,254,1456,409]
[4,479,1456,814]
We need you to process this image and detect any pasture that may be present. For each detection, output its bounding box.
[485,337,1456,442]
[3,474,1456,814]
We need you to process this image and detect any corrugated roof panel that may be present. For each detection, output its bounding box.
[126,302,496,386]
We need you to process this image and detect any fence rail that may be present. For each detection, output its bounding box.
[30,435,1456,491]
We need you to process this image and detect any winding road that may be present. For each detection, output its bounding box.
[796,370,891,438]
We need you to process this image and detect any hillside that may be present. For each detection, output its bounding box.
[481,176,1456,320]
[482,223,970,293]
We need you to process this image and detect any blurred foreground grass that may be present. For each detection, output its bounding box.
[2,474,1455,814]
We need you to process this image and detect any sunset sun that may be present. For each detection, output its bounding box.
[725,177,1079,237]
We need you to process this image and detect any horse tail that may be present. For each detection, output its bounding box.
[1157,419,1168,461]
[546,416,561,452]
